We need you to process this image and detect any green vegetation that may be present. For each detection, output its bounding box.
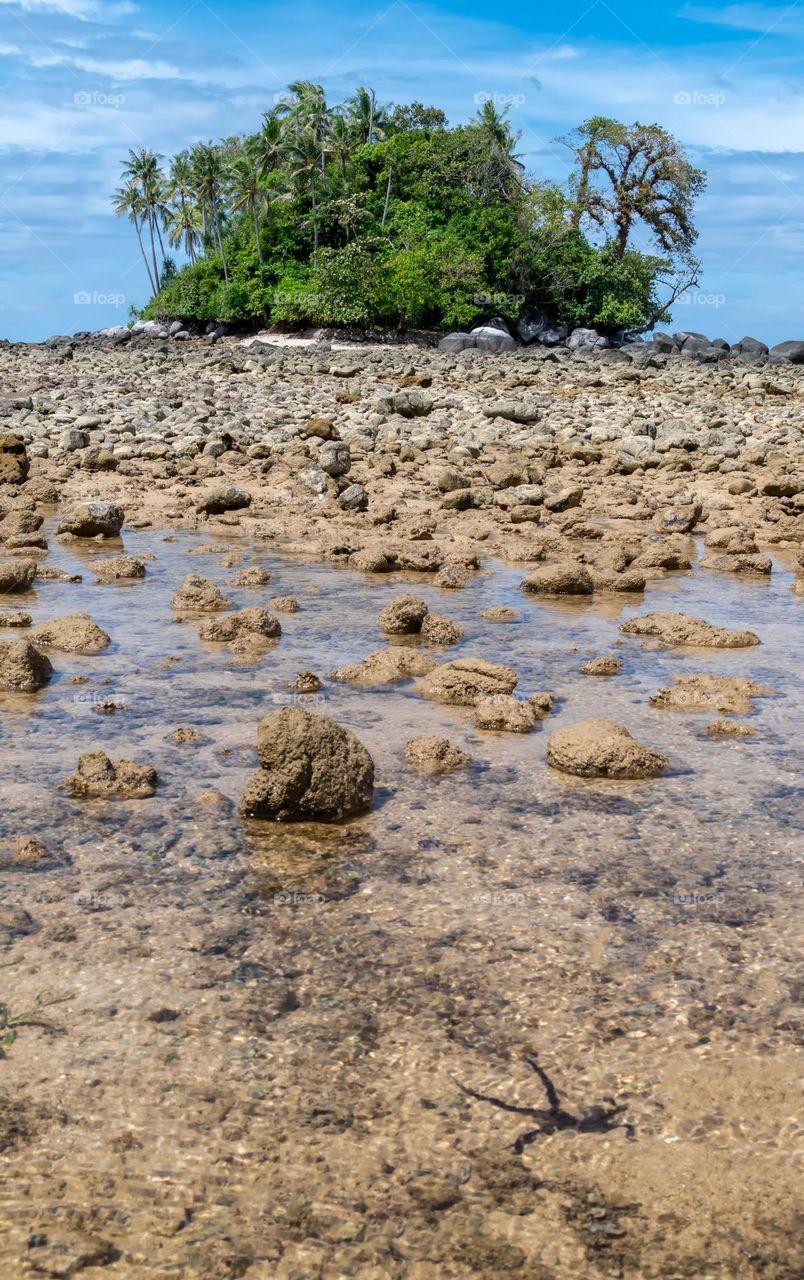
[114,85,706,337]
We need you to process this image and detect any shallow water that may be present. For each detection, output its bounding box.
[1,526,801,1278]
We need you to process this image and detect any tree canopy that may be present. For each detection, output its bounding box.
[118,85,706,337]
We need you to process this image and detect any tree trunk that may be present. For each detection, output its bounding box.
[147,213,160,292]
[135,216,157,295]
[311,174,318,267]
[213,204,229,282]
[252,200,264,265]
[381,166,393,226]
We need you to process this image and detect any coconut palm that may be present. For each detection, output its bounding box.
[255,110,285,181]
[228,149,265,265]
[327,112,354,176]
[121,147,167,288]
[164,202,202,264]
[344,87,389,144]
[112,179,158,294]
[190,142,229,281]
[286,129,323,265]
[472,100,524,198]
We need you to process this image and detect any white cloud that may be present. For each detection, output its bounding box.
[679,3,803,34]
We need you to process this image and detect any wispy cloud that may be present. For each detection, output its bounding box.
[679,3,804,34]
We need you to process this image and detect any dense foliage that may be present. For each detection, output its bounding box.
[113,84,706,336]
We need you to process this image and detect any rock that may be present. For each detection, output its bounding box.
[632,543,693,571]
[378,593,428,634]
[301,467,329,495]
[196,485,252,515]
[652,503,701,534]
[438,333,476,353]
[516,306,553,345]
[0,836,61,871]
[732,336,769,356]
[420,613,464,646]
[417,657,517,705]
[543,486,583,513]
[270,596,298,613]
[474,695,538,733]
[546,719,668,779]
[81,446,118,472]
[31,613,110,654]
[171,574,230,612]
[706,720,755,737]
[494,484,543,509]
[59,428,90,452]
[305,416,338,440]
[93,556,146,583]
[290,670,322,693]
[57,502,124,538]
[437,467,470,493]
[319,442,351,477]
[769,340,804,363]
[331,647,436,686]
[0,559,35,593]
[229,566,271,587]
[0,609,31,627]
[404,736,470,775]
[650,675,771,713]
[581,656,623,676]
[198,607,281,642]
[338,483,368,512]
[61,751,157,799]
[0,433,29,485]
[472,325,517,353]
[382,389,433,417]
[482,401,542,424]
[620,611,760,648]
[699,553,772,576]
[240,709,374,821]
[0,638,52,690]
[520,563,594,595]
[481,607,518,622]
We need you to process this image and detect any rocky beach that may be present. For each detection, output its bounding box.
[0,330,802,1279]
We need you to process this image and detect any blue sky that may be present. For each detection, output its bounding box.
[1,0,804,343]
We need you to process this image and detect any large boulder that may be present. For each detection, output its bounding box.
[547,719,668,779]
[732,336,769,356]
[31,613,110,654]
[438,333,476,353]
[770,340,804,363]
[471,325,517,353]
[240,709,374,821]
[0,638,52,691]
[516,306,553,345]
[57,502,124,538]
[0,433,29,485]
[520,562,594,595]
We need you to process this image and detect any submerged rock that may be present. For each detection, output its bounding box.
[240,708,374,821]
[705,719,756,738]
[198,607,281,642]
[474,695,539,733]
[581,656,623,676]
[331,647,436,686]
[61,751,157,799]
[404,736,470,775]
[0,638,52,690]
[650,675,771,714]
[620,611,760,648]
[547,719,668,779]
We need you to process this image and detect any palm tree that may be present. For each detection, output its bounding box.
[472,100,524,198]
[164,203,202,264]
[166,151,200,262]
[345,87,389,144]
[277,81,329,172]
[190,142,229,281]
[255,110,284,180]
[112,179,158,294]
[121,147,166,289]
[327,112,354,176]
[286,129,323,265]
[228,148,265,265]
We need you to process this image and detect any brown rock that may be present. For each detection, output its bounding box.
[581,656,623,676]
[547,719,668,779]
[0,559,36,593]
[57,501,124,538]
[32,613,110,654]
[699,553,772,576]
[520,562,594,595]
[650,675,771,714]
[417,657,517,705]
[270,596,299,613]
[198,607,281,642]
[420,613,464,646]
[481,607,519,622]
[705,720,755,738]
[0,433,29,485]
[0,638,52,690]
[171,574,230,612]
[620,611,760,648]
[404,736,470,775]
[240,709,374,821]
[474,695,538,733]
[93,556,146,583]
[61,751,157,799]
[331,647,436,686]
[229,565,272,587]
[378,593,428,634]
